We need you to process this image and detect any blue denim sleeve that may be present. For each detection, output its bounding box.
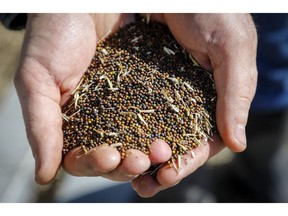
[251,14,288,111]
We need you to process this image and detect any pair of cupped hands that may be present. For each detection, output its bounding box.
[14,13,257,197]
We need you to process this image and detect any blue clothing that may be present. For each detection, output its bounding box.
[252,14,288,111]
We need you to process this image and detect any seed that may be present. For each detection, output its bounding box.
[61,15,217,173]
[101,48,109,55]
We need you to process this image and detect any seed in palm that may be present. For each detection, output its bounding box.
[61,16,217,173]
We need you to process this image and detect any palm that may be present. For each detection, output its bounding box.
[15,13,143,183]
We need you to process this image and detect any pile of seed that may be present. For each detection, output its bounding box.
[61,17,217,170]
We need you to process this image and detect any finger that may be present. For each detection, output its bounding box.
[209,15,258,152]
[63,146,121,176]
[154,14,257,152]
[14,59,63,184]
[109,149,150,181]
[131,174,163,198]
[91,13,136,40]
[15,13,104,184]
[132,135,224,197]
[63,147,150,182]
[149,139,172,164]
[140,13,165,23]
[214,64,257,152]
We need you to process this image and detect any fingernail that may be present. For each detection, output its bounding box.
[234,125,247,149]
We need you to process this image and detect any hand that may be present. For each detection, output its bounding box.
[131,13,258,197]
[15,13,257,198]
[15,13,171,185]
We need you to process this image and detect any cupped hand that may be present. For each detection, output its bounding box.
[14,13,170,185]
[15,13,257,198]
[131,13,258,197]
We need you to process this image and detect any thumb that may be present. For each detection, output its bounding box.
[14,57,63,184]
[211,29,258,152]
[156,13,258,152]
[214,61,257,152]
